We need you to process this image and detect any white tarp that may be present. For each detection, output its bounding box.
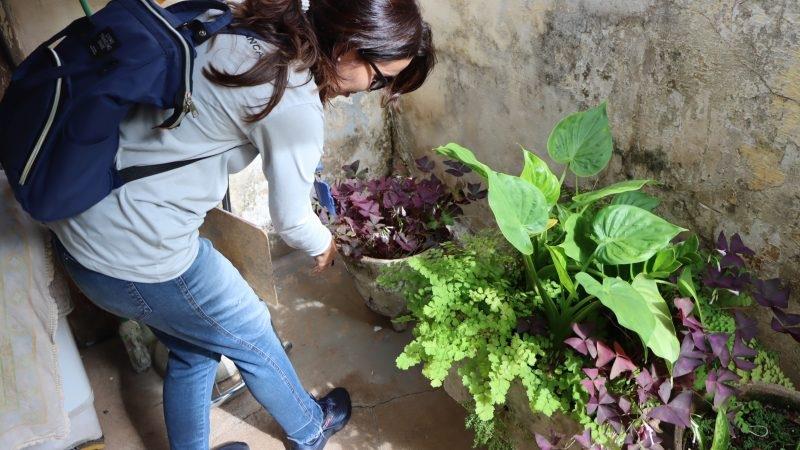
[0,172,69,449]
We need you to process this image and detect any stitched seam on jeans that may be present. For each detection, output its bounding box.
[126,282,153,320]
[174,276,313,420]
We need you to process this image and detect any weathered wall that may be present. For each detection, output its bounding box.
[397,0,800,380]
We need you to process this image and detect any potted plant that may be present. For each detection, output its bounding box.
[321,158,485,330]
[378,102,799,449]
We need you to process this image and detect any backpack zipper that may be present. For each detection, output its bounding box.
[20,46,63,186]
[137,0,195,128]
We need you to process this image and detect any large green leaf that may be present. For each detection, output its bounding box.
[546,245,575,295]
[560,212,595,264]
[520,148,560,205]
[487,171,550,255]
[592,205,686,265]
[546,102,614,177]
[612,191,661,211]
[572,179,653,205]
[575,273,680,363]
[435,143,491,179]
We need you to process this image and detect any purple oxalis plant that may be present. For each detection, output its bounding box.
[702,232,800,343]
[561,293,761,449]
[323,157,486,260]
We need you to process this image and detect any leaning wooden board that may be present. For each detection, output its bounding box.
[199,207,279,306]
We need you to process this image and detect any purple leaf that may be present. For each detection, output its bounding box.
[770,309,800,343]
[705,368,739,409]
[734,311,759,341]
[752,279,790,309]
[658,381,673,404]
[649,390,693,428]
[610,343,637,379]
[574,429,594,449]
[565,323,598,359]
[729,233,755,256]
[534,433,559,450]
[414,156,435,173]
[619,396,632,414]
[732,337,757,371]
[595,341,615,367]
[715,231,728,255]
[674,335,706,378]
[674,297,694,318]
[708,333,731,367]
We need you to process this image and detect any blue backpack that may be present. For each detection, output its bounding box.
[0,0,241,222]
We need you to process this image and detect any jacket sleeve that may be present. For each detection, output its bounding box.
[246,102,332,257]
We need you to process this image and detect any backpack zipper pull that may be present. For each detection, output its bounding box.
[184,92,199,118]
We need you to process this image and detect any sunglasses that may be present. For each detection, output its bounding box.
[364,58,393,92]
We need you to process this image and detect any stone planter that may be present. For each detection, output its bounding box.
[443,366,583,449]
[341,251,428,332]
[673,382,800,449]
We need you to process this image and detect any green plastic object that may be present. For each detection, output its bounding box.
[79,0,93,16]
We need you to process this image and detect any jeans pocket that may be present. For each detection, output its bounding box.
[126,282,153,321]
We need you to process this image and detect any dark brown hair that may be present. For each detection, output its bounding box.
[204,0,435,122]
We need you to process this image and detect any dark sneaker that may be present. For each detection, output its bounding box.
[292,388,352,450]
[213,442,249,450]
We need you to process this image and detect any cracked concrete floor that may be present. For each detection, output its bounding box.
[79,249,479,449]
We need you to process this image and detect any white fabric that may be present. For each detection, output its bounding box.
[0,171,69,450]
[49,34,332,282]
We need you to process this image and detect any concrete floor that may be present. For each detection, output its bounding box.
[79,250,479,450]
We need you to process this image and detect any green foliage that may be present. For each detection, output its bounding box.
[575,273,680,363]
[572,179,653,205]
[487,171,551,255]
[611,190,661,211]
[436,102,686,369]
[592,205,686,265]
[732,399,800,450]
[464,413,514,450]
[380,232,545,420]
[520,148,560,205]
[710,408,731,450]
[547,102,614,177]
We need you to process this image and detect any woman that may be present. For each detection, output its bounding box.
[49,0,435,449]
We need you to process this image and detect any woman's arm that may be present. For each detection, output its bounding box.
[247,102,333,260]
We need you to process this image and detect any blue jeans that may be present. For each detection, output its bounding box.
[53,236,324,449]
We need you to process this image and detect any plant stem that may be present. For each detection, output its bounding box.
[524,253,559,324]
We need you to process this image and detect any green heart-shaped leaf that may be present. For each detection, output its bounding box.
[612,191,661,211]
[520,148,560,205]
[593,205,686,265]
[435,143,491,179]
[572,179,653,205]
[560,212,595,264]
[487,171,550,255]
[576,273,680,363]
[547,102,614,177]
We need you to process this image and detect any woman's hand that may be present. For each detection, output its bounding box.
[312,238,338,273]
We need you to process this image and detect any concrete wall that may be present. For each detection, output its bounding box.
[397,0,800,381]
